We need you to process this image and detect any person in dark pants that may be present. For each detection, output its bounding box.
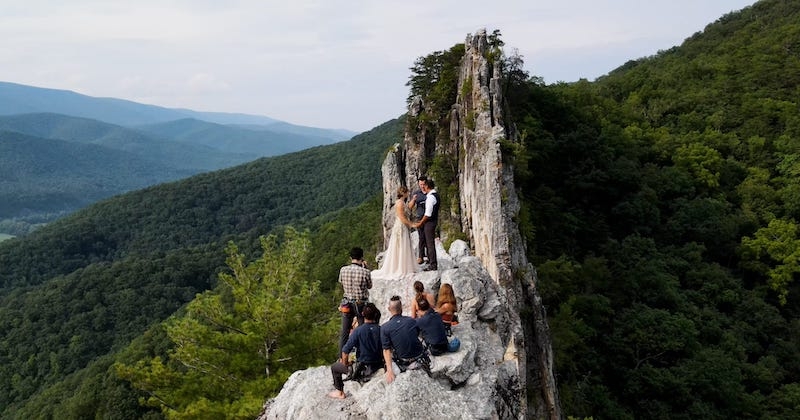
[414,295,448,355]
[328,303,383,399]
[408,176,428,264]
[413,178,440,271]
[338,247,372,352]
[382,296,427,384]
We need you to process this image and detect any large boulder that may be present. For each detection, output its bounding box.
[259,241,524,419]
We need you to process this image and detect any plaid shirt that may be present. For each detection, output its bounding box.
[339,263,372,301]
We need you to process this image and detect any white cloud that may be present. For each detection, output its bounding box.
[0,0,757,131]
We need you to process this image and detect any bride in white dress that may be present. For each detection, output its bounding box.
[374,186,419,277]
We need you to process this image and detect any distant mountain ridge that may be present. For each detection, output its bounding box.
[135,118,342,156]
[0,113,248,170]
[0,81,358,136]
[0,82,361,233]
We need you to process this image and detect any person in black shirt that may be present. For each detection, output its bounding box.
[408,176,428,264]
[414,295,448,355]
[413,178,440,271]
[328,303,383,399]
[381,296,426,383]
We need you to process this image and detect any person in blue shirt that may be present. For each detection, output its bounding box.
[328,303,382,399]
[414,295,449,355]
[381,296,426,383]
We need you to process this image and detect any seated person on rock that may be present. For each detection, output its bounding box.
[410,280,435,319]
[382,295,428,384]
[436,283,459,335]
[328,302,383,399]
[414,295,449,355]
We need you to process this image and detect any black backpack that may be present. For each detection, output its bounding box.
[344,361,377,383]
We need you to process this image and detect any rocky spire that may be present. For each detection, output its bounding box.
[393,28,562,419]
[260,29,561,420]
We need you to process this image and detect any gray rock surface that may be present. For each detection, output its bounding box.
[260,242,524,419]
[260,28,561,420]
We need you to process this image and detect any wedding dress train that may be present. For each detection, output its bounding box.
[375,214,418,277]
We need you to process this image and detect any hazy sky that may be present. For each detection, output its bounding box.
[0,0,756,132]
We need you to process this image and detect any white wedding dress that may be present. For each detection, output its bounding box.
[375,202,418,277]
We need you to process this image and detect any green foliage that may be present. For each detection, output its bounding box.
[306,194,384,291]
[0,112,357,231]
[0,129,194,222]
[740,218,800,304]
[7,1,800,417]
[485,29,505,64]
[504,1,800,417]
[115,228,337,418]
[406,43,465,122]
[0,118,402,289]
[0,119,399,417]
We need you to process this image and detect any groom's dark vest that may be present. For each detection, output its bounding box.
[429,192,440,222]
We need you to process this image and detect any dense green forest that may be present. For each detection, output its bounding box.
[5,0,800,418]
[0,112,353,235]
[0,120,398,418]
[0,129,193,220]
[504,0,800,418]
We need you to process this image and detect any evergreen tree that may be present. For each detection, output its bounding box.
[115,228,337,419]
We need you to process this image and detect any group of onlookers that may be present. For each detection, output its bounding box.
[328,247,458,399]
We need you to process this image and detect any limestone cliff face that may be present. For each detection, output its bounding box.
[391,29,562,419]
[261,29,561,420]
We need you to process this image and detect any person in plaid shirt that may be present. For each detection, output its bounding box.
[338,247,373,352]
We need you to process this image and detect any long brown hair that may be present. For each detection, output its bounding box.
[436,283,457,309]
[414,280,424,297]
[396,186,409,199]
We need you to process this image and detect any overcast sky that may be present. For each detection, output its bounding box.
[0,0,757,132]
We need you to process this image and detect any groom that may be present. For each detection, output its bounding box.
[408,176,428,264]
[413,178,439,271]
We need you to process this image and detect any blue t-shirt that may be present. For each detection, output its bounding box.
[416,309,448,346]
[381,314,425,360]
[343,322,383,363]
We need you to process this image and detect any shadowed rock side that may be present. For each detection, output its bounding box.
[260,239,525,419]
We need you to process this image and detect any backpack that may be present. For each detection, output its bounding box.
[447,337,461,352]
[344,361,376,383]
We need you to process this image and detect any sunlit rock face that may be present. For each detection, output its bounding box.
[260,28,561,420]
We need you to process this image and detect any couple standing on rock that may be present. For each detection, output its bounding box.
[374,175,440,277]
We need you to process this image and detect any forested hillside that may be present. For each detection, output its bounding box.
[0,130,195,220]
[6,0,800,418]
[0,111,356,236]
[0,119,400,418]
[0,113,250,172]
[503,0,800,418]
